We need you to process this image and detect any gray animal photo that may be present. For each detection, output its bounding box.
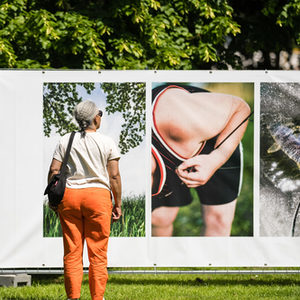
[260,82,300,236]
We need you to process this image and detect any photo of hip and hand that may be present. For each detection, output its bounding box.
[151,82,254,237]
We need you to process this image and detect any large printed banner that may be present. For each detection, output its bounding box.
[0,70,299,268]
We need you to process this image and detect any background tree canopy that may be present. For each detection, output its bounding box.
[1,0,299,70]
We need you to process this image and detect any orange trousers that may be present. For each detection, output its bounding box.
[58,187,112,300]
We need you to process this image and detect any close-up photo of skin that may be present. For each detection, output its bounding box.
[260,82,300,237]
[151,82,254,237]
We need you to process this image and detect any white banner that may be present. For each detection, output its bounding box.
[0,70,299,268]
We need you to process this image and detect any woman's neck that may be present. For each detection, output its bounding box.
[85,126,97,132]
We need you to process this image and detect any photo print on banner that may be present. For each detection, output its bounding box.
[151,82,254,237]
[260,82,300,237]
[43,82,146,238]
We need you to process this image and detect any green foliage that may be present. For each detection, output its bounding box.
[276,0,300,44]
[43,82,145,154]
[101,82,146,154]
[231,116,254,236]
[0,0,106,68]
[43,195,145,237]
[43,82,95,137]
[1,0,298,69]
[0,0,242,69]
[43,199,62,237]
[224,0,300,70]
[110,195,145,237]
[1,0,299,70]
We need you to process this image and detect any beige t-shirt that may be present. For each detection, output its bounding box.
[53,131,120,190]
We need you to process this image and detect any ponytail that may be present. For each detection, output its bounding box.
[78,120,91,138]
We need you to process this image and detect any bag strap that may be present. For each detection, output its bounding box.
[60,131,76,176]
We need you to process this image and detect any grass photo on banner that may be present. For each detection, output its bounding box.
[43,82,146,238]
[152,82,254,237]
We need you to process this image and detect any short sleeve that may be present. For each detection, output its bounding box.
[108,138,121,161]
[53,139,65,162]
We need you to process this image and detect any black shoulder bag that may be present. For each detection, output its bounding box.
[44,131,76,206]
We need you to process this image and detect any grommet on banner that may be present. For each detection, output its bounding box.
[98,71,101,74]
[265,70,268,74]
[154,70,157,74]
[209,70,213,74]
[42,71,45,74]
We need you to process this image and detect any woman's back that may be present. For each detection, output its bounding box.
[54,132,119,190]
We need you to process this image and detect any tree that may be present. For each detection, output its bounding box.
[220,0,300,70]
[43,82,146,154]
[43,82,96,136]
[0,0,240,69]
[101,82,145,154]
[0,0,299,69]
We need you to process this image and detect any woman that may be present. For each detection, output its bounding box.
[151,84,251,237]
[47,100,122,300]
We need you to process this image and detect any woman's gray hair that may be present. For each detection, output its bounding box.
[73,100,99,137]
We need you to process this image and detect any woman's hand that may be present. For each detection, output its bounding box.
[112,204,122,223]
[48,202,59,215]
[176,154,219,188]
[107,159,122,223]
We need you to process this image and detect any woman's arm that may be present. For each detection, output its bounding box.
[107,158,122,222]
[47,158,62,211]
[176,96,251,188]
[47,158,62,183]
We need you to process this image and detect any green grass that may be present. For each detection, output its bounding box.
[43,202,62,237]
[43,195,145,238]
[1,272,300,299]
[110,195,145,237]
